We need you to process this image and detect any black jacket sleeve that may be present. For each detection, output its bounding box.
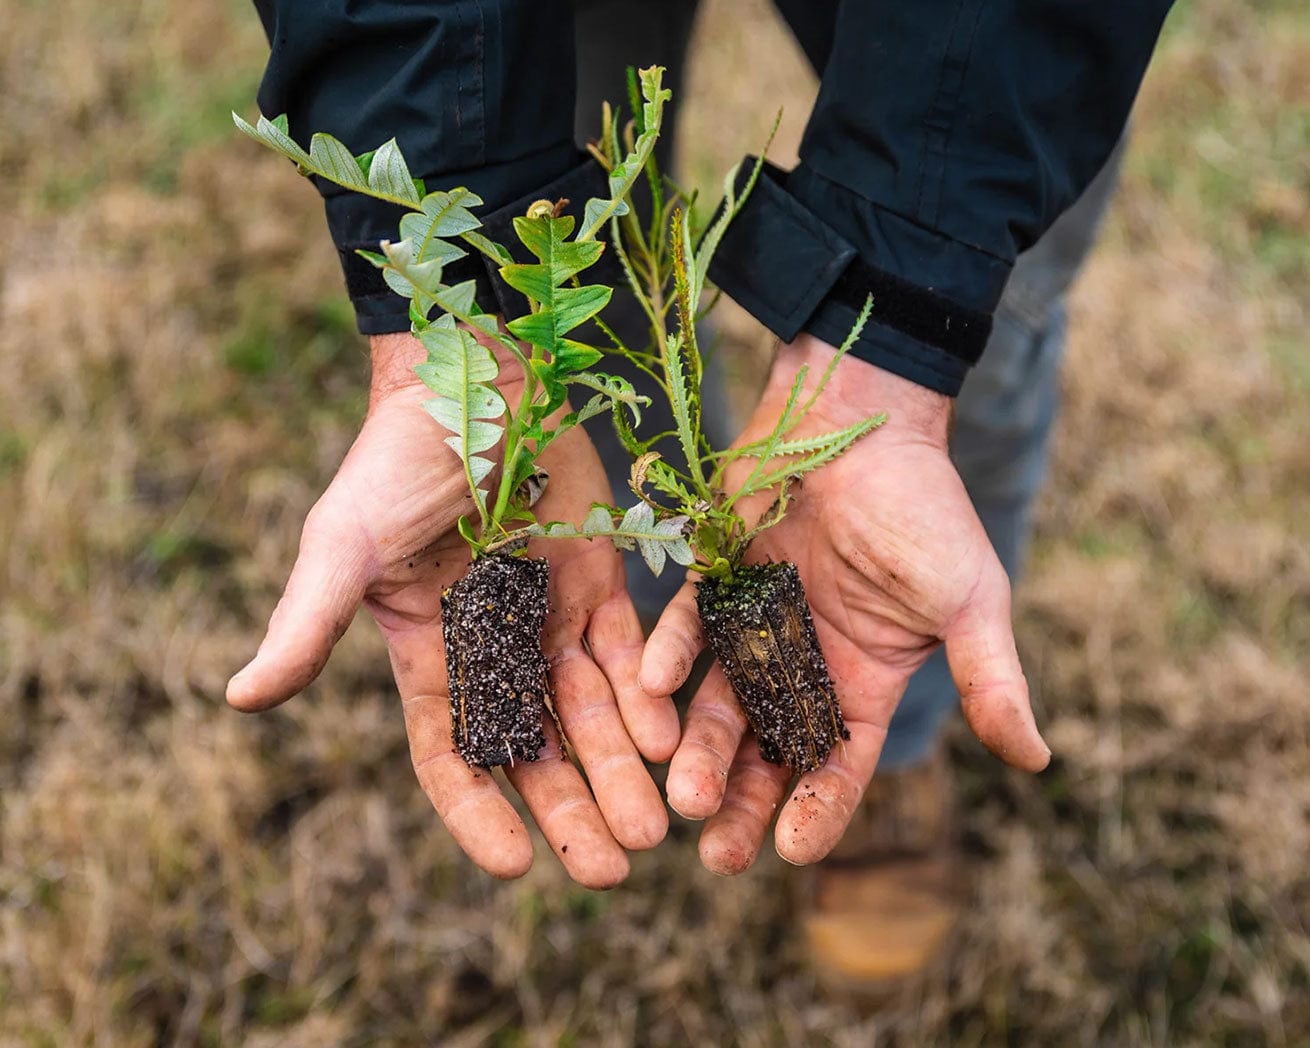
[709,0,1174,395]
[251,0,607,334]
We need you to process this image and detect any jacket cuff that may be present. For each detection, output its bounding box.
[708,160,1014,397]
[324,147,616,335]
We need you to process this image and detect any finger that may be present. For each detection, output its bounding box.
[227,503,369,712]
[402,691,535,880]
[638,579,704,698]
[587,592,680,763]
[945,589,1050,773]
[697,737,791,876]
[774,718,890,866]
[665,663,747,820]
[552,644,668,851]
[505,721,631,890]
[388,623,535,880]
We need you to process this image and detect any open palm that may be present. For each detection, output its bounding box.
[641,334,1050,873]
[227,333,675,888]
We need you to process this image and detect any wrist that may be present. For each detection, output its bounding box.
[766,332,953,449]
[368,328,526,414]
[368,333,428,410]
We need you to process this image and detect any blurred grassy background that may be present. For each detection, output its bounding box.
[1,0,1307,1044]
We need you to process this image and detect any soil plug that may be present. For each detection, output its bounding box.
[698,563,846,773]
[442,554,551,766]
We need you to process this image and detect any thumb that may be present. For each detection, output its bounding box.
[944,581,1051,773]
[226,504,370,712]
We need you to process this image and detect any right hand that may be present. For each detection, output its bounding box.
[226,332,675,888]
[640,335,1050,874]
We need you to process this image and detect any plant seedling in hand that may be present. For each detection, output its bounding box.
[232,69,692,771]
[593,122,886,774]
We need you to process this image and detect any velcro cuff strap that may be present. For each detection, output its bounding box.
[833,259,992,366]
[709,158,993,368]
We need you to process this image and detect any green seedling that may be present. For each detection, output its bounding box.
[234,68,691,766]
[594,115,887,773]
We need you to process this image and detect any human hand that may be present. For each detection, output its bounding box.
[641,332,1051,874]
[227,332,675,888]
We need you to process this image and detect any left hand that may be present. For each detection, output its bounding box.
[640,333,1051,874]
[227,332,675,888]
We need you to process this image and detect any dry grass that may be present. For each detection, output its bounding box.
[1,0,1307,1044]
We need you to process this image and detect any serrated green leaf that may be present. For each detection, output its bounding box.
[368,139,420,204]
[573,393,609,425]
[644,457,695,505]
[419,189,484,236]
[500,215,610,368]
[582,505,615,534]
[309,132,368,189]
[664,332,704,495]
[503,216,603,294]
[468,456,495,485]
[399,213,468,264]
[417,320,499,386]
[414,317,506,516]
[751,414,886,492]
[567,371,647,428]
[235,112,429,208]
[455,420,502,455]
[621,501,654,533]
[396,189,484,270]
[531,501,691,571]
[434,278,479,319]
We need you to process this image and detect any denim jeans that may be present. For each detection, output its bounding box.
[572,1,1124,769]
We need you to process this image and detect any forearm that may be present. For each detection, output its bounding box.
[711,0,1174,396]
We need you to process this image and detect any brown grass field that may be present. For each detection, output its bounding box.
[1,0,1307,1044]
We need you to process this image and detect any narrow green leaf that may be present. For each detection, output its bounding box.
[664,332,707,497]
[461,230,514,266]
[579,66,672,241]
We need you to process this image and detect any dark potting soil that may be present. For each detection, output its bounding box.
[441,554,552,768]
[697,562,848,774]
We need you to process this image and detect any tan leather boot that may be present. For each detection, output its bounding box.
[802,749,961,1000]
